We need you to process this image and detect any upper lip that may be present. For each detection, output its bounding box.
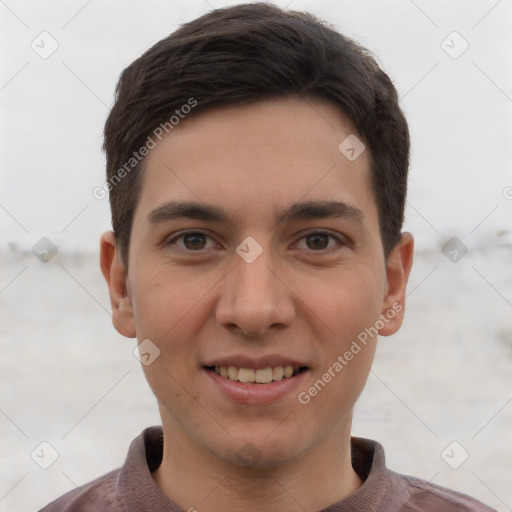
[203,355,309,369]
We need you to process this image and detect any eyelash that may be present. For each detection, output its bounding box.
[165,230,346,255]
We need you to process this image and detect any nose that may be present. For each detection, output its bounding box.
[215,246,295,338]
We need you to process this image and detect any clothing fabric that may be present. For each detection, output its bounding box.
[38,426,495,511]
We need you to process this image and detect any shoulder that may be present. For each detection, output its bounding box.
[394,472,497,511]
[37,425,164,512]
[37,468,124,512]
[348,437,496,512]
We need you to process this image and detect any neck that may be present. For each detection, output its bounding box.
[152,414,363,512]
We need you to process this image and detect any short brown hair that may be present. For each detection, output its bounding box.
[103,2,409,265]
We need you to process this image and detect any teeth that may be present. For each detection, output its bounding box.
[213,365,299,383]
[228,366,238,380]
[238,368,255,382]
[283,366,294,378]
[255,368,273,384]
[272,367,284,380]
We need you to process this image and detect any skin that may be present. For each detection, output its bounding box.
[100,97,414,512]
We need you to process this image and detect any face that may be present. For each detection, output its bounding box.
[101,97,413,467]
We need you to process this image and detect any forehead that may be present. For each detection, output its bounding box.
[134,98,377,228]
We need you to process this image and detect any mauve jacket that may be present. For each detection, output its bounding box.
[38,426,496,512]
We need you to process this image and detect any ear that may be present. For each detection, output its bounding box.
[378,232,414,336]
[99,231,136,338]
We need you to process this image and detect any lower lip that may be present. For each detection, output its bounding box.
[203,368,309,405]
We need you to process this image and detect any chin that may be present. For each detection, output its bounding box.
[211,428,312,469]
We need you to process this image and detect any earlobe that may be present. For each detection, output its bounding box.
[99,231,136,338]
[378,232,414,337]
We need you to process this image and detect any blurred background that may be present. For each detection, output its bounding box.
[1,1,511,510]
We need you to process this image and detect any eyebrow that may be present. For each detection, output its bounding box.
[148,200,364,226]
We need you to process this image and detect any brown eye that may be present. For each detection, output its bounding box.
[305,233,330,250]
[182,233,207,250]
[166,231,218,252]
[295,231,343,252]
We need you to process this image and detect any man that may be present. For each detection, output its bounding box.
[39,3,495,511]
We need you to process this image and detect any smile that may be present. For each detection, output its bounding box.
[206,365,307,384]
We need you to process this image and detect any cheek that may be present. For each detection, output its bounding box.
[130,271,206,412]
[131,266,208,338]
[129,267,211,393]
[297,267,382,400]
[304,267,384,344]
[295,273,381,430]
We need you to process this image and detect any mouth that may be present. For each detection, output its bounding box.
[204,365,309,384]
[202,356,311,404]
